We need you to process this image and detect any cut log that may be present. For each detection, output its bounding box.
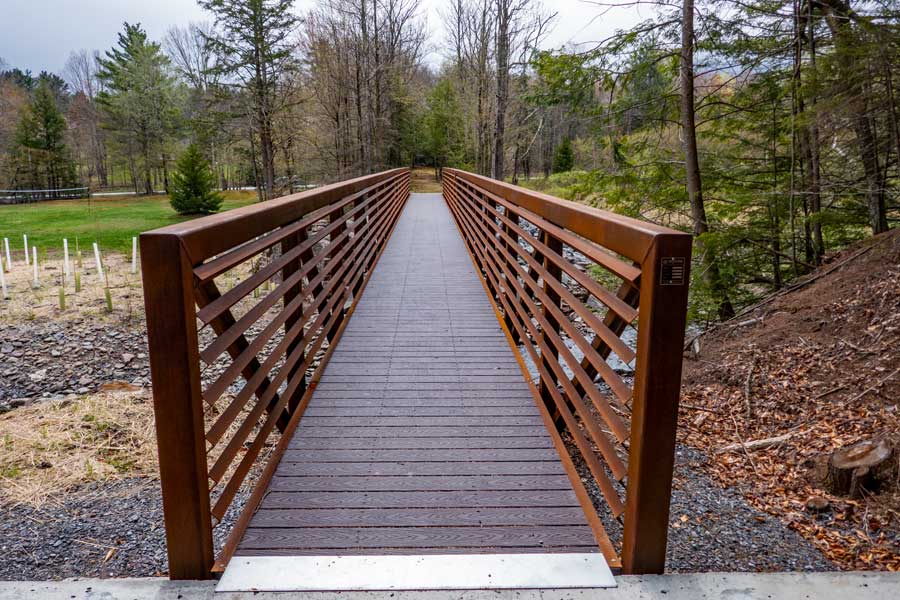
[825,439,893,499]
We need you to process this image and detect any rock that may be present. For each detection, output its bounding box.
[121,353,134,364]
[78,375,93,386]
[29,369,47,382]
[805,495,830,513]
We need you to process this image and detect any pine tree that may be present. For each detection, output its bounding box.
[551,138,574,173]
[14,81,77,192]
[199,0,300,199]
[170,144,223,215]
[97,23,182,195]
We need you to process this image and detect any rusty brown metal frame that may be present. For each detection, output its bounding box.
[443,168,692,575]
[141,169,409,580]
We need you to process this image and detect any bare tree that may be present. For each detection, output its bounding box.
[64,50,108,185]
[491,0,553,180]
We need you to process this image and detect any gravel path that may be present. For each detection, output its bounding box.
[0,478,250,580]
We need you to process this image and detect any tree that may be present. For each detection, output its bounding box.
[551,137,573,173]
[680,0,735,319]
[64,50,108,186]
[199,0,301,200]
[13,81,77,192]
[169,144,224,214]
[97,23,183,195]
[423,78,465,173]
[491,0,552,181]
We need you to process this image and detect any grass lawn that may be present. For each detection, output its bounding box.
[0,191,259,255]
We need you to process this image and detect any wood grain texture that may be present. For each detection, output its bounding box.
[235,195,598,558]
[239,526,599,550]
[247,507,589,528]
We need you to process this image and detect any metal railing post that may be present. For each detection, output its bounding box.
[621,233,692,574]
[140,232,214,580]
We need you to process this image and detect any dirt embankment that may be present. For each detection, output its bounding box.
[681,229,900,570]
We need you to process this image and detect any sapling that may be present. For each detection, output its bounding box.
[92,242,103,279]
[74,271,82,293]
[63,239,70,280]
[3,238,10,271]
[0,257,7,299]
[58,286,66,310]
[131,237,138,274]
[23,235,28,265]
[104,282,113,313]
[31,247,38,288]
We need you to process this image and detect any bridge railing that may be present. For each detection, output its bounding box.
[443,168,692,574]
[140,168,410,579]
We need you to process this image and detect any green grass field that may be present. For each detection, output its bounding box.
[0,191,259,256]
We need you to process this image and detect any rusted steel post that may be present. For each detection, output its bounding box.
[539,232,564,423]
[140,232,214,580]
[279,229,307,428]
[621,233,692,574]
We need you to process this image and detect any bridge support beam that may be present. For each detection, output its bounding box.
[621,234,692,574]
[141,232,215,580]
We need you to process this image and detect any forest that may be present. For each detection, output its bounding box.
[0,0,898,321]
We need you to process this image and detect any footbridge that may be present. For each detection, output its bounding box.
[140,168,692,590]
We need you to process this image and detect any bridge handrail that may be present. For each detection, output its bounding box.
[443,168,692,574]
[140,168,410,579]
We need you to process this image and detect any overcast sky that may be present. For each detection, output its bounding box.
[0,0,652,76]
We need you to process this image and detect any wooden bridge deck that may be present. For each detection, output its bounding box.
[226,193,604,577]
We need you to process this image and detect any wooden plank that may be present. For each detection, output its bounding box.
[268,475,574,492]
[290,436,556,450]
[282,446,554,462]
[246,507,588,528]
[259,490,582,510]
[303,406,540,417]
[238,526,598,550]
[295,426,550,438]
[298,416,540,426]
[274,461,566,476]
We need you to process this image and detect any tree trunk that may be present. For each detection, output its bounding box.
[492,0,510,181]
[825,439,893,499]
[141,132,152,195]
[680,0,735,320]
[822,2,889,234]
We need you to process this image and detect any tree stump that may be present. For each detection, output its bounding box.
[825,439,893,498]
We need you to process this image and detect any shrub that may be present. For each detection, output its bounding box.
[169,144,223,215]
[552,138,575,173]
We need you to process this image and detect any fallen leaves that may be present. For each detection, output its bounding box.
[680,231,900,571]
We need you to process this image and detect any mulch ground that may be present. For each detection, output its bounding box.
[680,229,900,571]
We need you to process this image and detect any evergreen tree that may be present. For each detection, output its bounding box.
[551,138,574,173]
[423,79,465,173]
[14,81,77,192]
[169,144,223,215]
[199,0,300,199]
[97,23,183,195]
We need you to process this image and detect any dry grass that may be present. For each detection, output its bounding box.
[0,388,158,507]
[410,168,443,193]
[0,252,144,324]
